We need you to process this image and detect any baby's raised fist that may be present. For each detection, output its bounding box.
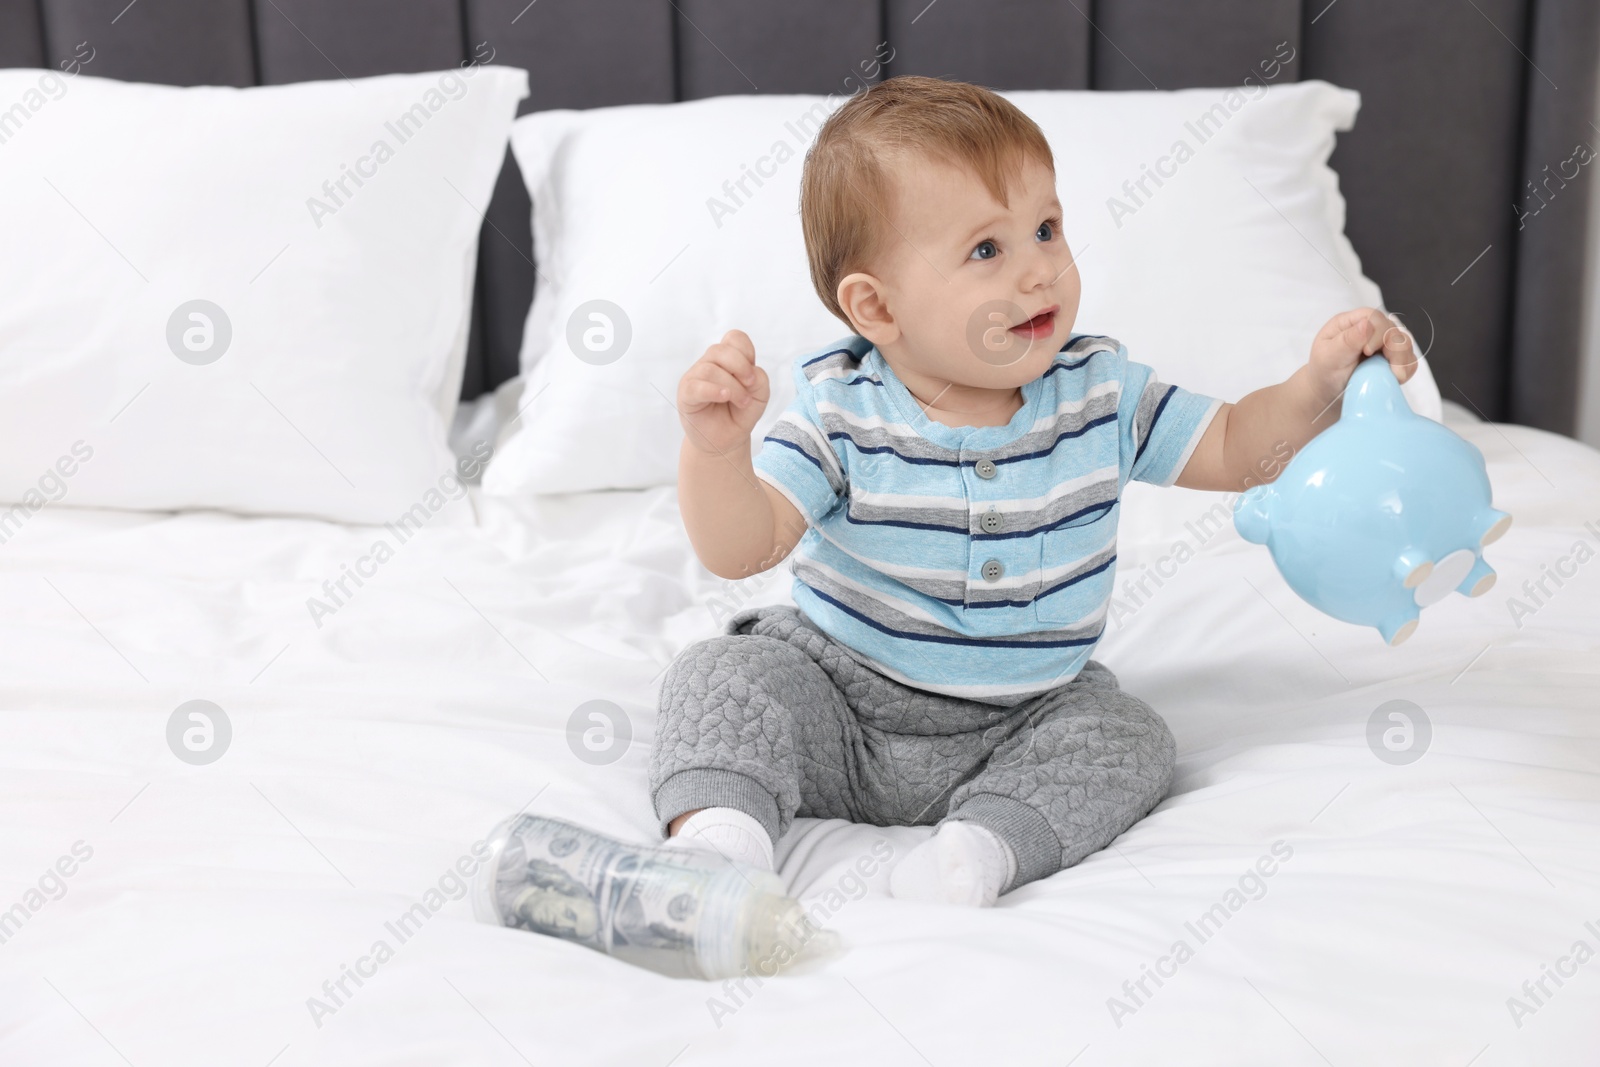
[676,329,771,453]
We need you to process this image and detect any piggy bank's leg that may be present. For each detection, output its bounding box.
[1378,606,1421,646]
[1477,509,1513,546]
[1393,548,1434,589]
[1456,556,1497,597]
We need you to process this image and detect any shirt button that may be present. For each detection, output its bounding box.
[975,459,997,479]
[981,559,1004,582]
[980,512,1004,534]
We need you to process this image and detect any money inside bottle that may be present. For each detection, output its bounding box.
[475,814,839,980]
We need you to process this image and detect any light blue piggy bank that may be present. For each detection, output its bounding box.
[1233,356,1512,645]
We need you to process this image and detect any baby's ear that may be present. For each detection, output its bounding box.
[837,272,897,344]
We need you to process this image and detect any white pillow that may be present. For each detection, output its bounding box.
[484,81,1441,506]
[0,66,527,524]
[486,95,843,497]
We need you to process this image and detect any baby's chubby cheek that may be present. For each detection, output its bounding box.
[959,296,1069,379]
[933,295,1004,378]
[882,289,1061,388]
[876,273,964,362]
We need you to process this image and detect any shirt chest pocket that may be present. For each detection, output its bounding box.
[1035,502,1120,625]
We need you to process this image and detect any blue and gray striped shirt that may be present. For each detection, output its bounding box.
[753,333,1222,705]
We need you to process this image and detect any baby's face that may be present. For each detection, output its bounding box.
[870,153,1080,390]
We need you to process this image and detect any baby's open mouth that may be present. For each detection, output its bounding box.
[1009,306,1057,340]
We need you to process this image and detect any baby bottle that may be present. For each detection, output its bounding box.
[472,813,836,980]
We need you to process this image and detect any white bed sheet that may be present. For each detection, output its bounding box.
[1,412,1597,1067]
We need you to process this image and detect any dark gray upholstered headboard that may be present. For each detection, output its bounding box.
[3,0,1595,434]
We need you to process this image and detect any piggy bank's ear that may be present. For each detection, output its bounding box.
[1233,486,1273,544]
[1342,355,1410,421]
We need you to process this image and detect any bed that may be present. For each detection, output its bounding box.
[2,403,1598,1064]
[2,2,1599,1065]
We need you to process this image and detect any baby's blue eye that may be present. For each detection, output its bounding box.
[969,240,997,261]
[1036,221,1054,241]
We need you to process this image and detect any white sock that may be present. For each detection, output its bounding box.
[888,821,1016,907]
[662,807,775,872]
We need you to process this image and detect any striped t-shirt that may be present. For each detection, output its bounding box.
[752,333,1223,705]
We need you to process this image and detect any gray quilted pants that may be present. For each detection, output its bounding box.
[648,605,1176,894]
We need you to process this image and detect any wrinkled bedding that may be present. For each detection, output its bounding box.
[1,410,1597,1066]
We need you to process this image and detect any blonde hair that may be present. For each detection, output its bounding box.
[799,75,1054,327]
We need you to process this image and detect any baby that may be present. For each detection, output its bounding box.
[649,76,1414,906]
